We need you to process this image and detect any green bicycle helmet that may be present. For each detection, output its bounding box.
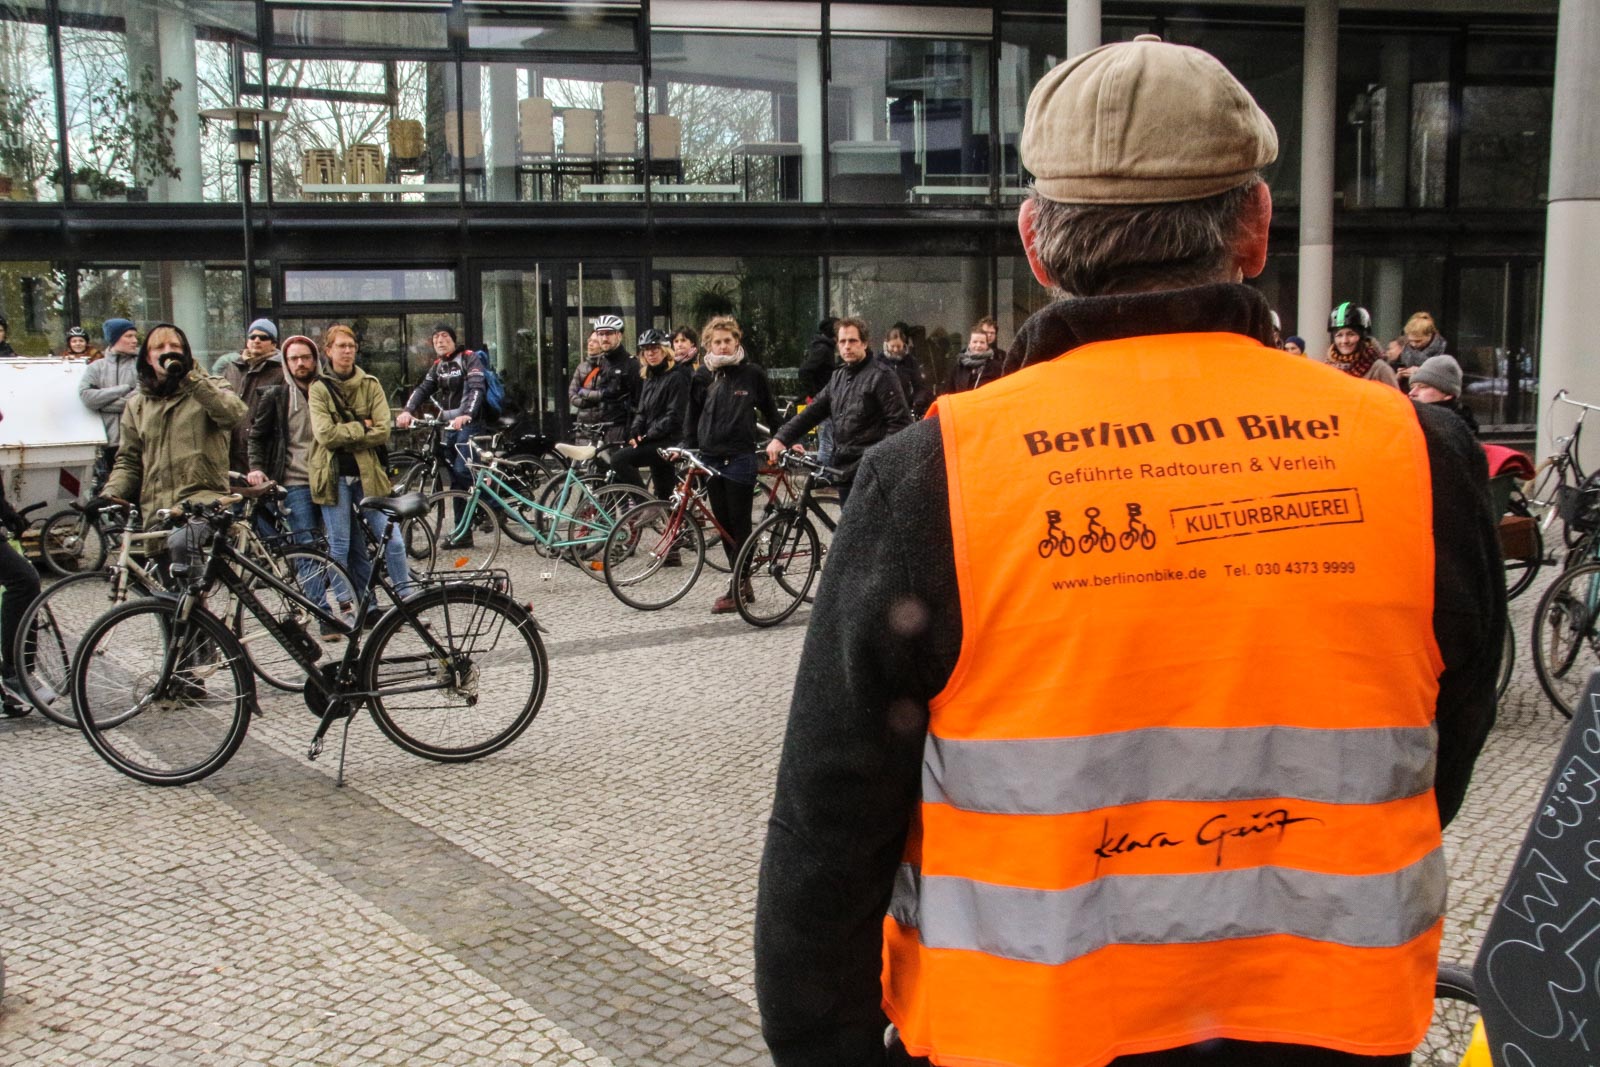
[1328,301,1373,335]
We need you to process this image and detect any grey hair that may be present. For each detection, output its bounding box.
[1026,178,1262,298]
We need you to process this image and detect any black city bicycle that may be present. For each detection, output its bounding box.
[36,499,134,577]
[70,492,546,786]
[732,450,841,627]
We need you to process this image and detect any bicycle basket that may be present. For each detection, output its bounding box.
[419,567,514,597]
[1556,481,1600,534]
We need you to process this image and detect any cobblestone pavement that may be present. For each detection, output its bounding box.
[0,543,1572,1065]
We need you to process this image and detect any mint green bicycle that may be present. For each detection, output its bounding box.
[423,439,648,577]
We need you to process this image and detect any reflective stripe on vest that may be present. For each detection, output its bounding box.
[883,333,1444,1067]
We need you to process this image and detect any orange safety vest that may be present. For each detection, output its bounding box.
[885,332,1445,1067]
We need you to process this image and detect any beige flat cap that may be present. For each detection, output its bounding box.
[1021,35,1278,204]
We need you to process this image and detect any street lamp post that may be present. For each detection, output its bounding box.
[200,106,286,326]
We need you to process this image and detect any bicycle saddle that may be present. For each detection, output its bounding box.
[555,442,598,462]
[358,492,430,521]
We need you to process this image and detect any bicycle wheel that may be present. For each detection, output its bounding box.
[496,457,554,546]
[735,511,820,627]
[363,584,546,761]
[1504,515,1544,602]
[1532,560,1600,719]
[72,598,254,785]
[1497,620,1516,701]
[38,509,107,577]
[231,549,352,693]
[13,571,117,725]
[560,484,651,581]
[1414,963,1481,1067]
[427,490,502,571]
[603,500,707,610]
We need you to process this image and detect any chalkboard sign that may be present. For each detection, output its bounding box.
[1476,670,1600,1067]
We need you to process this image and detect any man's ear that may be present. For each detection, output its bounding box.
[1017,198,1055,289]
[1233,181,1272,280]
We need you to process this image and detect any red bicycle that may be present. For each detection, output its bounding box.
[602,449,795,610]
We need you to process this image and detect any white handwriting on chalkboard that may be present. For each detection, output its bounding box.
[1485,897,1600,1040]
[1582,693,1600,755]
[1503,849,1571,923]
[1537,755,1600,840]
[1498,1043,1535,1067]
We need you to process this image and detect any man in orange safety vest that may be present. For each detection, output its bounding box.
[755,34,1503,1067]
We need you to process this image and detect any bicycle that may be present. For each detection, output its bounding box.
[425,437,648,577]
[14,491,354,722]
[600,448,741,610]
[1037,510,1076,558]
[1530,558,1600,718]
[1523,390,1599,549]
[1417,963,1483,1067]
[1118,503,1157,551]
[69,492,546,787]
[732,450,843,628]
[36,498,134,577]
[1078,507,1115,554]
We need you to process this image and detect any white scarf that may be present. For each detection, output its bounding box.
[705,346,746,370]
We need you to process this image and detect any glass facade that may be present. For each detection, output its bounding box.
[0,0,1561,433]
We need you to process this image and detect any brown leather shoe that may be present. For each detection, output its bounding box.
[711,594,737,614]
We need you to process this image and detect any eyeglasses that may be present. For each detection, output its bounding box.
[248,334,273,342]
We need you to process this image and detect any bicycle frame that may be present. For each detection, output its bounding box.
[451,456,621,552]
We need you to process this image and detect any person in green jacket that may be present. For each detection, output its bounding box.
[309,323,414,616]
[101,323,247,523]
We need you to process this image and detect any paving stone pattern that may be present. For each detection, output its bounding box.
[0,546,1571,1064]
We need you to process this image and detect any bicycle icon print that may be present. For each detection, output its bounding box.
[1039,503,1158,558]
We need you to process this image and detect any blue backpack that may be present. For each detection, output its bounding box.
[475,351,507,417]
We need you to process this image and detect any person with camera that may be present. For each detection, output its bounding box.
[98,324,246,523]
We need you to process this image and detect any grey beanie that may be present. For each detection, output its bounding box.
[1411,355,1462,398]
[247,318,278,341]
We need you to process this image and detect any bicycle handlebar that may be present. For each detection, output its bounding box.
[1554,389,1600,414]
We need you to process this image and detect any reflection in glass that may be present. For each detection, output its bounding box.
[652,257,821,394]
[59,0,258,204]
[0,1,59,201]
[830,256,989,387]
[270,6,448,50]
[0,262,68,355]
[998,13,1062,199]
[649,32,821,202]
[481,270,553,426]
[467,8,637,53]
[268,57,462,202]
[283,268,457,304]
[829,31,991,205]
[1335,31,1449,211]
[471,62,643,202]
[1459,85,1551,209]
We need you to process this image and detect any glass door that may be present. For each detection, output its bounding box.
[1450,259,1541,431]
[480,262,642,437]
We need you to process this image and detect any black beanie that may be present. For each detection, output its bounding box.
[432,323,457,342]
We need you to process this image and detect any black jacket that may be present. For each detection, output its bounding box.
[674,359,712,434]
[754,284,1503,1067]
[405,346,487,422]
[943,353,1000,394]
[630,361,691,443]
[597,346,642,429]
[878,352,933,418]
[247,383,293,483]
[797,331,837,400]
[776,356,912,481]
[683,360,780,460]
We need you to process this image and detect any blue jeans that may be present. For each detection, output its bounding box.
[320,476,415,612]
[815,418,835,467]
[445,422,482,521]
[280,484,351,613]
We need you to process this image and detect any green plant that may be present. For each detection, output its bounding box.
[49,164,127,199]
[0,83,41,177]
[85,65,183,187]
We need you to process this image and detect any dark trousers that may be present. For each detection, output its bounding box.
[0,538,41,675]
[705,454,758,573]
[610,441,676,500]
[91,445,118,495]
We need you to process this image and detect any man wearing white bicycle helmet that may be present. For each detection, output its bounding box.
[589,313,640,444]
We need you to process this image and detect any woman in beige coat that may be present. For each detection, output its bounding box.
[309,324,414,616]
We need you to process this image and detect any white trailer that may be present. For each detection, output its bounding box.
[0,357,107,513]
